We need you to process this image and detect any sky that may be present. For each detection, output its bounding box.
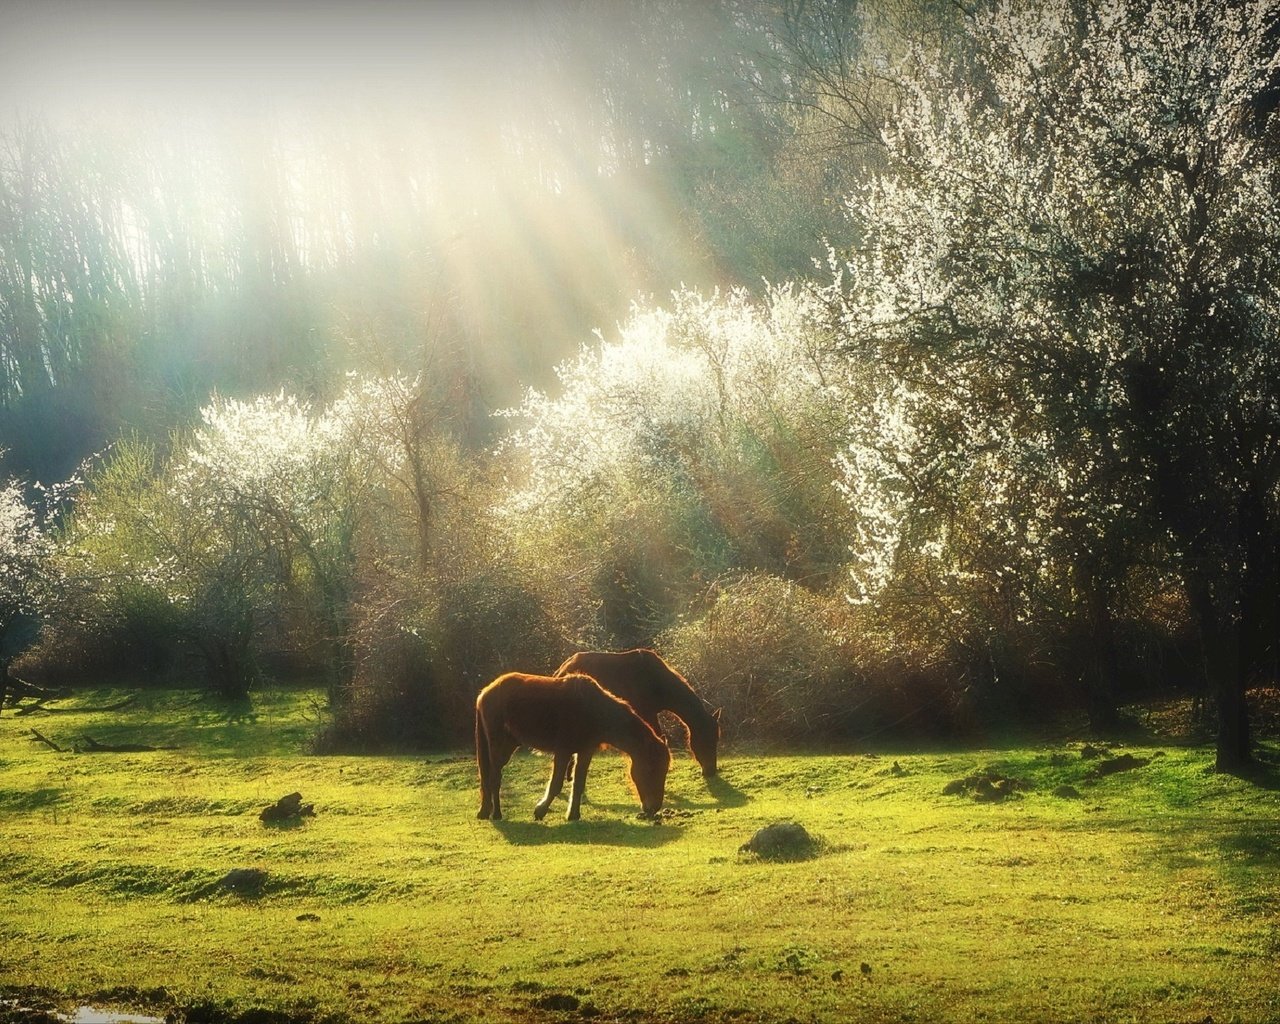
[0,0,537,117]
[0,0,726,406]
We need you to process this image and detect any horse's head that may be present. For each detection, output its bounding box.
[691,706,722,778]
[630,736,671,817]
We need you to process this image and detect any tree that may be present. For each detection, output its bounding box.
[499,285,850,646]
[53,385,389,697]
[828,0,1280,766]
[0,467,53,707]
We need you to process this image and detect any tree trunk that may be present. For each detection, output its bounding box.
[1071,563,1121,734]
[1189,574,1251,773]
[1213,638,1250,775]
[1239,471,1279,692]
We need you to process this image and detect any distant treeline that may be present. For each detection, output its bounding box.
[2,0,1278,771]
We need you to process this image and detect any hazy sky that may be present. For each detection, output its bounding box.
[0,0,537,116]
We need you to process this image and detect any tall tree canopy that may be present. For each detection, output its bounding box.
[829,0,1280,768]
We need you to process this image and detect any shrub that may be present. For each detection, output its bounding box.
[659,574,862,743]
[659,572,1001,745]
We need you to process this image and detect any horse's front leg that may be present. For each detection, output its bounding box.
[566,749,594,821]
[566,752,592,804]
[534,752,571,820]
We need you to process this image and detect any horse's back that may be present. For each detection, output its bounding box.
[476,671,620,752]
[555,649,684,716]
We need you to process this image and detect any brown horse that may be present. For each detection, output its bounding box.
[474,672,670,822]
[554,648,721,778]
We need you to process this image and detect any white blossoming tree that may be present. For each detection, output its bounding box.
[499,285,851,644]
[830,0,1280,767]
[59,383,391,697]
[0,470,52,708]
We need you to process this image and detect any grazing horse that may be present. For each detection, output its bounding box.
[554,648,721,778]
[474,672,670,822]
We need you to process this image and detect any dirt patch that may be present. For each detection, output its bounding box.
[530,993,580,1012]
[0,999,63,1024]
[258,792,314,826]
[177,1001,319,1023]
[1085,753,1151,780]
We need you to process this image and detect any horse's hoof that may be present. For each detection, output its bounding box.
[476,809,489,820]
[533,806,547,821]
[492,810,502,821]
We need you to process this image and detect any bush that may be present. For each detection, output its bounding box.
[319,567,572,752]
[659,574,860,743]
[659,572,996,746]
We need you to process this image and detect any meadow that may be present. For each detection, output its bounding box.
[1,687,1279,1024]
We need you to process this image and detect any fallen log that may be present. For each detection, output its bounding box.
[30,693,140,715]
[4,674,72,701]
[75,734,179,753]
[28,728,67,752]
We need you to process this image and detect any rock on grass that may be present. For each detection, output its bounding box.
[218,867,269,896]
[739,822,819,861]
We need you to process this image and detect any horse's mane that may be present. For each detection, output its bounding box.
[564,672,669,761]
[630,649,716,728]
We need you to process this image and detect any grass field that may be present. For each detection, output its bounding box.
[2,687,1279,1024]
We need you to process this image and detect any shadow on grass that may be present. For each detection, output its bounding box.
[0,786,64,812]
[183,692,258,726]
[1218,825,1280,865]
[666,773,750,810]
[1218,747,1280,791]
[259,816,309,831]
[706,774,750,807]
[491,817,682,848]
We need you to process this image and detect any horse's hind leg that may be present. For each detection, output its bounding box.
[566,750,594,821]
[476,712,495,819]
[482,732,517,821]
[534,752,571,821]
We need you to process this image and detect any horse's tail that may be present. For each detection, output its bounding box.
[475,698,492,798]
[551,652,577,677]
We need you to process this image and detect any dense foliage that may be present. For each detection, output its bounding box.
[826,0,1280,767]
[2,0,1278,761]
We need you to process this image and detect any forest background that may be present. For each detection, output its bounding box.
[2,0,1278,772]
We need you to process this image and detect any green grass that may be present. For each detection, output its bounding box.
[2,688,1280,1023]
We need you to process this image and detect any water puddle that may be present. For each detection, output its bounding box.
[0,1002,164,1024]
[71,1009,165,1024]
